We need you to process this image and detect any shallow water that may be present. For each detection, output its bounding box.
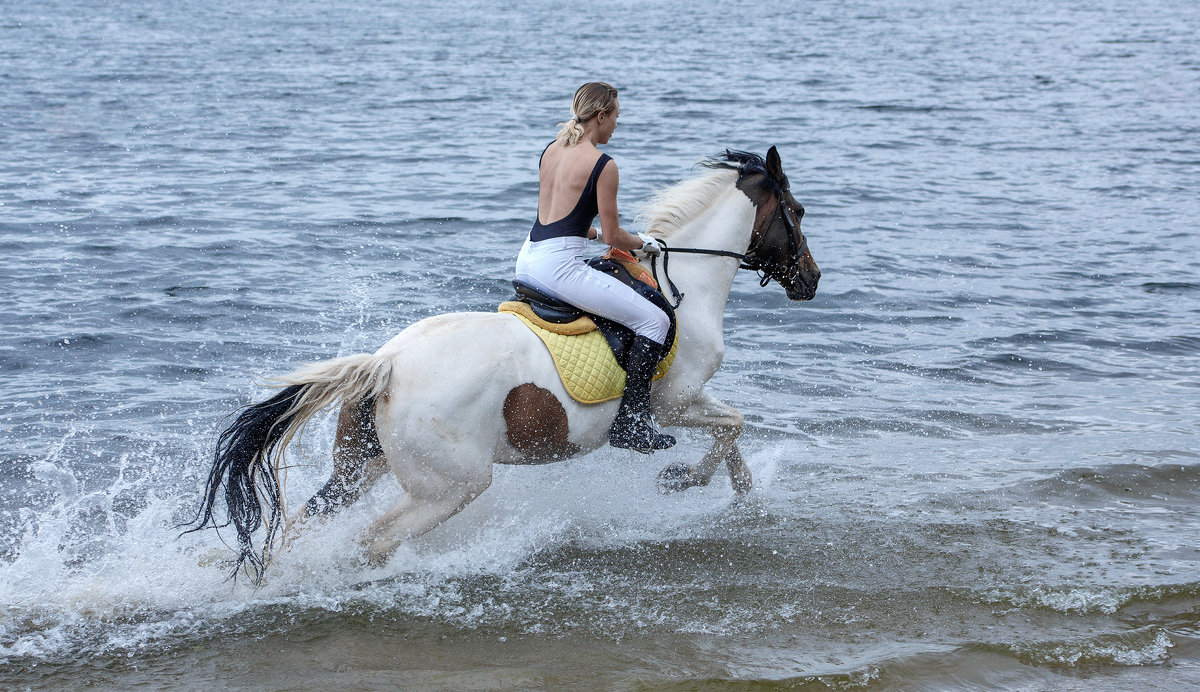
[3,0,1199,688]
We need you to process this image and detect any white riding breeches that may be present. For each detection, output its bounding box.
[515,236,670,345]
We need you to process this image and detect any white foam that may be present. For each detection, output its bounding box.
[980,585,1132,615]
[1,434,744,663]
[1021,629,1174,667]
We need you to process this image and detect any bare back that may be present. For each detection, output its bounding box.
[536,142,608,225]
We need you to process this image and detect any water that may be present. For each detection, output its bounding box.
[3,0,1199,688]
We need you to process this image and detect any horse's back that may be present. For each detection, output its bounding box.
[377,311,525,353]
[376,311,553,393]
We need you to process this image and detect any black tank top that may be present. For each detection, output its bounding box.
[530,144,612,242]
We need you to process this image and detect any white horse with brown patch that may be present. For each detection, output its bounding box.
[188,147,819,579]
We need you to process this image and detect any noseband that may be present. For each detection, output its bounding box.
[651,190,807,308]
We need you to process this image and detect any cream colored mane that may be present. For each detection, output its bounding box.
[636,168,739,239]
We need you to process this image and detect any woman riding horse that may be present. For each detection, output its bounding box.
[514,82,674,453]
[188,140,820,581]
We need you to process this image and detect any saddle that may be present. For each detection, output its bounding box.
[498,253,678,404]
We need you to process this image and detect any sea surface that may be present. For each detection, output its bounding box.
[3,0,1199,689]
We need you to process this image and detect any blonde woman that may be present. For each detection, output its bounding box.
[514,82,674,453]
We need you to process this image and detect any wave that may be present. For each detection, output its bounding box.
[1008,627,1175,667]
[978,582,1200,616]
[966,329,1200,357]
[1021,462,1200,508]
[1141,282,1199,294]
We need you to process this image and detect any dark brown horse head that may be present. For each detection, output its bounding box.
[708,146,820,301]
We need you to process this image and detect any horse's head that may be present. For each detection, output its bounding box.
[718,146,820,301]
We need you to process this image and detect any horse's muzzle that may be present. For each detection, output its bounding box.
[785,269,820,301]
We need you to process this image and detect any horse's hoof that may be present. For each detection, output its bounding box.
[657,463,705,494]
[730,468,753,495]
[197,548,229,567]
[198,550,267,584]
[358,537,393,569]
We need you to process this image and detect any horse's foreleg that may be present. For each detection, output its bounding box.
[721,442,753,495]
[657,388,751,494]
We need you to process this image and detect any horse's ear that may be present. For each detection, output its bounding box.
[766,146,783,180]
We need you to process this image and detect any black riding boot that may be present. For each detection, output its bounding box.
[609,335,676,453]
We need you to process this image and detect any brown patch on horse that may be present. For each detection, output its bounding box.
[503,383,580,463]
[335,395,384,461]
[306,396,386,516]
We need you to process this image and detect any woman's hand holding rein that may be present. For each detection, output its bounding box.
[589,225,661,257]
[636,233,663,257]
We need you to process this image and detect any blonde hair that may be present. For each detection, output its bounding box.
[555,82,619,147]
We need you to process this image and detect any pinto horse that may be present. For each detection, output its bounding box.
[190,146,819,580]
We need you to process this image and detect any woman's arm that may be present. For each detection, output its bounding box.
[594,161,658,253]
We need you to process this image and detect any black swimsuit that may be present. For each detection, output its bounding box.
[529,145,612,242]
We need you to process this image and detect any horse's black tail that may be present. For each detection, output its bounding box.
[184,385,306,583]
[184,352,394,583]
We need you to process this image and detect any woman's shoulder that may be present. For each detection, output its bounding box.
[596,151,616,174]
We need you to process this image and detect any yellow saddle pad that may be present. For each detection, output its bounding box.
[498,301,677,404]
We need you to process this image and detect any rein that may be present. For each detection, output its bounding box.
[649,195,807,308]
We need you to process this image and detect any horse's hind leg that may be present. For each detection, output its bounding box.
[303,396,390,517]
[360,469,492,567]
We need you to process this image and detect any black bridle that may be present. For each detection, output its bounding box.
[650,192,807,308]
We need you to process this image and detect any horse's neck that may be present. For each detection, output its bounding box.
[659,186,755,367]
